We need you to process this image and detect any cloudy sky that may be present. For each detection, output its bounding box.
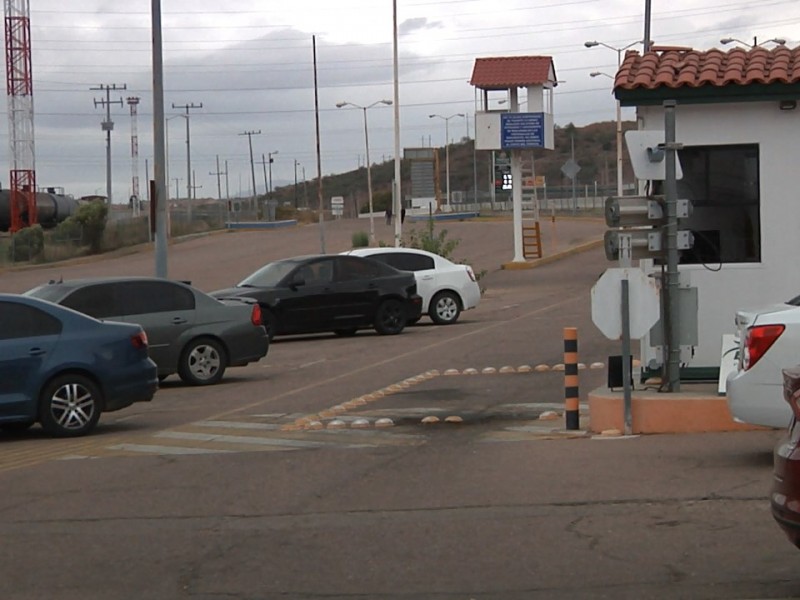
[10,0,800,201]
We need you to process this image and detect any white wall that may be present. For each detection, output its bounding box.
[638,101,800,368]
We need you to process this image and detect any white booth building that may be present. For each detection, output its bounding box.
[614,45,800,378]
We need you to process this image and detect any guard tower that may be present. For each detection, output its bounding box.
[471,56,557,265]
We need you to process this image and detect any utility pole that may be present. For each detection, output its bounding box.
[239,130,261,216]
[224,159,230,199]
[191,170,202,199]
[172,101,202,220]
[259,154,269,200]
[92,83,126,204]
[173,177,181,199]
[210,155,223,200]
[293,159,299,208]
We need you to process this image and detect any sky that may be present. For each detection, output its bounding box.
[8,0,800,202]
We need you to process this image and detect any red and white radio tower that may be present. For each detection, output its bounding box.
[127,96,140,215]
[4,0,36,232]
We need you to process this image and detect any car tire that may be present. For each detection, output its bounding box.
[0,421,35,433]
[178,337,227,386]
[374,299,406,335]
[334,328,358,337]
[429,291,461,325]
[38,374,102,438]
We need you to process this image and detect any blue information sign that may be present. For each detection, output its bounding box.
[501,112,544,149]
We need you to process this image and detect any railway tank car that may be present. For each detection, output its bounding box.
[0,189,81,231]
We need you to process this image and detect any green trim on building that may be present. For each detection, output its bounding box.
[616,83,800,107]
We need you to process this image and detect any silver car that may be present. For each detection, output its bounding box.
[26,277,269,386]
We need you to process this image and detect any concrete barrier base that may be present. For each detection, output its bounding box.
[588,385,771,434]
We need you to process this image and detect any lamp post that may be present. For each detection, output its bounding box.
[337,99,393,244]
[267,150,278,199]
[720,36,786,47]
[590,71,622,196]
[584,40,642,197]
[171,102,202,219]
[429,113,465,210]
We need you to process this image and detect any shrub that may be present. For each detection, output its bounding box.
[8,224,44,262]
[406,218,459,259]
[351,231,369,248]
[68,201,108,253]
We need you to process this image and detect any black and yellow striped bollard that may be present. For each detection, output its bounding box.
[564,327,579,430]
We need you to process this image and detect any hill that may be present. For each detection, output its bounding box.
[271,120,638,212]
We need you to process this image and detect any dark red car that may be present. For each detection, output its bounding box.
[771,365,800,548]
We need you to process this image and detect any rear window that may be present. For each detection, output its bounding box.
[372,252,434,272]
[0,301,62,340]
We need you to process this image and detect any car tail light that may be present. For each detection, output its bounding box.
[250,303,262,326]
[466,267,476,282]
[743,324,785,370]
[131,331,148,349]
[783,366,800,420]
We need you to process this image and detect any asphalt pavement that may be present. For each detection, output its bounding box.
[1,214,797,600]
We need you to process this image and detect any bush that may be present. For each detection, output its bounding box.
[351,231,369,248]
[8,224,44,262]
[68,201,108,253]
[406,218,459,259]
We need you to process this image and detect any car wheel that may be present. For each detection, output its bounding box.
[334,328,358,337]
[374,299,406,335]
[429,291,461,325]
[178,337,227,386]
[0,421,35,433]
[38,374,102,438]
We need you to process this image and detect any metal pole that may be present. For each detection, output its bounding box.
[444,118,451,210]
[294,160,298,208]
[150,1,167,277]
[616,49,624,197]
[224,159,230,199]
[643,0,652,52]
[664,100,680,392]
[239,130,261,217]
[261,153,269,199]
[392,0,402,247]
[570,133,577,214]
[363,107,376,244]
[564,327,580,430]
[312,35,325,253]
[621,276,633,435]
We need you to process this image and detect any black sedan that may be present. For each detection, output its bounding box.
[26,277,269,386]
[212,254,422,339]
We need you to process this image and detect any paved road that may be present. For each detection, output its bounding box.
[0,217,796,599]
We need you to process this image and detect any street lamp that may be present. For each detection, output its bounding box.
[429,113,465,210]
[584,40,642,197]
[267,150,278,200]
[337,99,393,244]
[720,36,786,47]
[589,71,623,196]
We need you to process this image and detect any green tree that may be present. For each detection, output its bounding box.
[67,201,108,253]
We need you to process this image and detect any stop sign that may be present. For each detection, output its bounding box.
[591,268,660,340]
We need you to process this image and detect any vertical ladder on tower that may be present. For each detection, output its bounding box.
[520,151,542,259]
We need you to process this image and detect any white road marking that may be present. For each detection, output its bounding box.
[108,443,235,455]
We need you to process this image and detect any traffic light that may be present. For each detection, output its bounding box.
[604,195,693,262]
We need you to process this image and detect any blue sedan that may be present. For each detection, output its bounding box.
[0,294,158,437]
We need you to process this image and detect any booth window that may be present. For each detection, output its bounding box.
[675,144,760,264]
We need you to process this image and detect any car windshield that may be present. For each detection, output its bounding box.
[237,259,302,288]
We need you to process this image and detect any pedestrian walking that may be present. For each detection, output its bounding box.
[385,207,392,225]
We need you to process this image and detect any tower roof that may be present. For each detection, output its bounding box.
[470,56,557,90]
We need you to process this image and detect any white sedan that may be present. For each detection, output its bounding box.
[343,247,481,325]
[726,298,800,428]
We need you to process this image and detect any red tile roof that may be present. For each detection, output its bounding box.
[614,45,800,91]
[470,56,556,90]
